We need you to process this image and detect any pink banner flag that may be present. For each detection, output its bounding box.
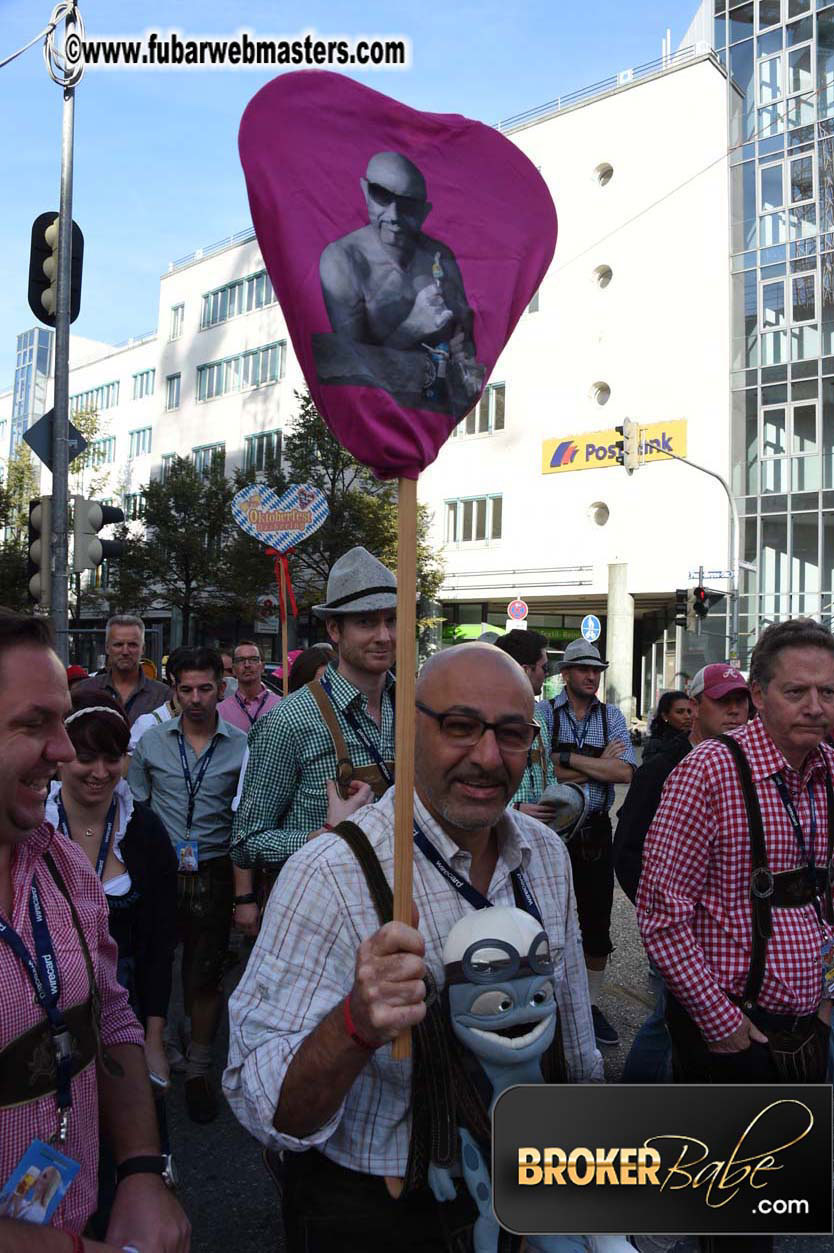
[239,70,557,479]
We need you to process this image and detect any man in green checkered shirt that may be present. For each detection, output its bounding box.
[231,548,397,868]
[494,629,560,817]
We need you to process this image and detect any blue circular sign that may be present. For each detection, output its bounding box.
[581,614,601,643]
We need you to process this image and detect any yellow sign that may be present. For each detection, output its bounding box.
[542,420,687,475]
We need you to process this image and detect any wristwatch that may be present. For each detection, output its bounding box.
[116,1153,177,1190]
[233,893,257,906]
[559,749,572,769]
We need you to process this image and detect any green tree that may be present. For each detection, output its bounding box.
[107,455,234,640]
[220,390,444,617]
[0,441,41,612]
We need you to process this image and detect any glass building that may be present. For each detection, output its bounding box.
[717,0,834,662]
[10,327,53,456]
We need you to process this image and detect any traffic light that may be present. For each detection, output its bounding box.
[27,211,84,327]
[622,418,640,473]
[72,497,125,572]
[693,586,709,619]
[614,420,640,473]
[674,587,697,631]
[27,496,52,609]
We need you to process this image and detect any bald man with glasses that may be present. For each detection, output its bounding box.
[225,643,600,1252]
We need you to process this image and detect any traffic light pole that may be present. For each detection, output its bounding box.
[645,445,740,665]
[50,8,78,663]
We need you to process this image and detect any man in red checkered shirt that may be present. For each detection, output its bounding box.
[0,611,189,1253]
[638,619,834,1253]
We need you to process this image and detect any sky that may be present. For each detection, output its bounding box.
[0,0,701,388]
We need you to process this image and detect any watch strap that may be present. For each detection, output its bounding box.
[116,1154,166,1183]
[233,893,257,905]
[559,749,571,768]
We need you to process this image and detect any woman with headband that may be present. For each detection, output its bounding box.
[46,690,178,1088]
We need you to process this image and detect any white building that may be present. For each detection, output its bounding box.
[3,44,737,711]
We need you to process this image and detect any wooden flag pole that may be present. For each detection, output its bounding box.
[392,475,418,1062]
[279,560,290,698]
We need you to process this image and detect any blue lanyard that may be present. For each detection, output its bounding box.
[413,821,543,925]
[320,673,394,787]
[235,688,269,727]
[56,792,118,881]
[0,880,74,1119]
[562,704,595,751]
[177,731,220,834]
[772,773,817,873]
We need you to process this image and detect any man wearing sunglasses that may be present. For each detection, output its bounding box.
[225,642,602,1251]
[316,151,483,414]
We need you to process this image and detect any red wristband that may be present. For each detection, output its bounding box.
[67,1235,84,1253]
[343,995,379,1052]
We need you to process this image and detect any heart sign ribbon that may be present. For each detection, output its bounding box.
[232,483,329,620]
[239,71,557,479]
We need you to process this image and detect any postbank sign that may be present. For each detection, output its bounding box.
[542,420,687,475]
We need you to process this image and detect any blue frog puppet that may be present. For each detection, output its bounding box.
[429,905,634,1253]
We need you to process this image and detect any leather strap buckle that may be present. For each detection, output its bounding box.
[751,867,775,900]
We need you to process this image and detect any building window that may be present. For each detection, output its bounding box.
[200,270,276,329]
[69,381,119,416]
[244,429,282,473]
[193,443,225,478]
[196,341,285,402]
[455,384,506,438]
[123,492,146,521]
[444,494,503,545]
[160,453,174,482]
[132,369,155,400]
[89,436,116,467]
[128,427,152,459]
[165,373,181,411]
[170,304,184,340]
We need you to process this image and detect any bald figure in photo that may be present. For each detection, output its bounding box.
[315,151,484,414]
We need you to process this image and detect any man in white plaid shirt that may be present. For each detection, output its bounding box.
[224,643,601,1252]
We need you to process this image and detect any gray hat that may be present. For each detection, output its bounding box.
[538,782,589,840]
[557,638,609,671]
[312,546,397,618]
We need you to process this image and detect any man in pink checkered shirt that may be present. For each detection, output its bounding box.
[638,619,834,1253]
[0,611,189,1253]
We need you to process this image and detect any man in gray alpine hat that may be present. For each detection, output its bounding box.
[551,638,637,1047]
[231,547,397,869]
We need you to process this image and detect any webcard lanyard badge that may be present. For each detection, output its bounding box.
[176,730,219,871]
[56,791,118,881]
[772,772,834,992]
[412,821,543,925]
[0,881,75,1146]
[234,688,269,727]
[320,672,394,788]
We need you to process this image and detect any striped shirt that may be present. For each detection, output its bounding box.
[511,701,558,806]
[0,824,144,1233]
[637,716,834,1042]
[230,663,395,867]
[223,786,603,1174]
[552,691,636,814]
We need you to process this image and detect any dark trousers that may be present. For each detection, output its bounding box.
[665,993,828,1253]
[566,813,614,958]
[282,1149,477,1252]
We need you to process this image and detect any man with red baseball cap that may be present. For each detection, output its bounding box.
[689,661,750,706]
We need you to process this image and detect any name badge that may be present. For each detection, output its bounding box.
[0,1139,80,1225]
[176,839,199,873]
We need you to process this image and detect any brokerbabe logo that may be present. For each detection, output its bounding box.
[492,1084,832,1237]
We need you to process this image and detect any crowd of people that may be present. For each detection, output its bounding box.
[1,543,833,1253]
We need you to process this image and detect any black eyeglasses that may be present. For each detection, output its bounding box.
[367,181,424,213]
[415,702,539,754]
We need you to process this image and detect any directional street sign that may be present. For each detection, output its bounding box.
[688,569,733,580]
[581,613,601,643]
[22,409,87,473]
